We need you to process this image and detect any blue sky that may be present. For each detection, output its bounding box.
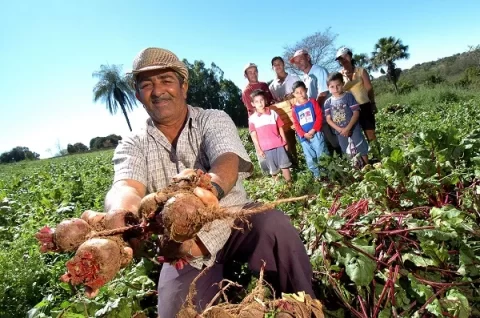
[1,0,479,158]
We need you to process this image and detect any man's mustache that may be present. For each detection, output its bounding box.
[152,96,172,103]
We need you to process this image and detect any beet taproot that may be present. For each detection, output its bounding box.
[202,307,234,318]
[236,303,265,318]
[161,192,207,242]
[35,218,92,253]
[60,238,123,297]
[176,307,202,318]
[104,209,139,230]
[80,210,106,228]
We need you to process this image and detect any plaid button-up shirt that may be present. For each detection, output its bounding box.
[112,105,253,269]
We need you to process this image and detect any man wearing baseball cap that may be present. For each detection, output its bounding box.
[291,49,341,154]
[241,63,274,116]
[103,47,316,317]
[241,63,274,174]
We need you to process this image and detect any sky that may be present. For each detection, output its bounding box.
[1,0,479,159]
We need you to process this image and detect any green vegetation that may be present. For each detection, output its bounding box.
[373,46,480,95]
[1,83,479,317]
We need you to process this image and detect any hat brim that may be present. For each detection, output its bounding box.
[127,63,188,81]
[243,65,257,73]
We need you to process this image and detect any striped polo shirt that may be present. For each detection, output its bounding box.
[248,107,286,151]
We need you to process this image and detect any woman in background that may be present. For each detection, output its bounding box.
[336,47,380,158]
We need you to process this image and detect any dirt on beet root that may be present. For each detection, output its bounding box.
[176,263,325,318]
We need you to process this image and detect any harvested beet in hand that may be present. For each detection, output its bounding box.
[35,218,93,253]
[60,238,132,298]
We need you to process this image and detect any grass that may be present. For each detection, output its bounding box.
[375,84,480,108]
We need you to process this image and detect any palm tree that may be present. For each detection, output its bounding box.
[371,37,410,93]
[353,53,372,72]
[353,53,374,80]
[93,64,137,131]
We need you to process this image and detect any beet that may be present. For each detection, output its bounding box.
[35,218,92,253]
[61,238,122,296]
[55,218,92,252]
[161,192,207,242]
[80,210,106,227]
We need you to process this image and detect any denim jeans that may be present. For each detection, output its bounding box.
[300,131,329,177]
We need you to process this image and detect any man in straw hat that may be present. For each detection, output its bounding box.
[104,47,315,317]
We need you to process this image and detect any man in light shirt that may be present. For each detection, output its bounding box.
[291,49,341,154]
[269,56,301,102]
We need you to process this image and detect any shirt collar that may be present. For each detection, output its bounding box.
[275,73,289,83]
[256,107,271,116]
[146,104,199,134]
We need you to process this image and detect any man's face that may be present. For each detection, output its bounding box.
[272,59,285,75]
[252,95,266,112]
[245,67,259,83]
[293,54,311,72]
[135,69,188,124]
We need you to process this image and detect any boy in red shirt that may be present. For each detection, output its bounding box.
[291,81,329,178]
[248,89,292,183]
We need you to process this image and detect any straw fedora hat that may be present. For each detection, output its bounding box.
[129,47,189,81]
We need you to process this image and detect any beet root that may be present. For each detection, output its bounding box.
[175,307,202,318]
[80,210,106,228]
[104,209,139,230]
[60,238,122,297]
[237,303,265,318]
[138,191,169,221]
[35,218,92,253]
[161,192,207,242]
[55,218,93,252]
[35,226,56,253]
[202,307,234,318]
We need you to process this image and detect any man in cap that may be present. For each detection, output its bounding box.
[291,49,342,154]
[241,63,273,174]
[241,63,274,117]
[104,47,315,317]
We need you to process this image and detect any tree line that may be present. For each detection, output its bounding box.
[0,134,123,163]
[92,30,414,132]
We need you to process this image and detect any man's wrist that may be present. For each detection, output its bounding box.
[210,181,225,200]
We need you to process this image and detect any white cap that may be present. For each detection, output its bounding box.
[243,63,257,74]
[336,47,352,59]
[289,49,309,63]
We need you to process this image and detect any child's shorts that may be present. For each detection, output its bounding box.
[264,146,292,175]
[337,126,369,156]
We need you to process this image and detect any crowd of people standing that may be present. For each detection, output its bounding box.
[242,47,380,181]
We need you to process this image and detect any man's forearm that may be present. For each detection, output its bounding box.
[208,152,239,197]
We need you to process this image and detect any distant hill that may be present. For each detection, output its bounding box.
[373,46,480,94]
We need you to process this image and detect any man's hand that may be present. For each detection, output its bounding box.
[284,144,289,152]
[158,236,210,270]
[156,169,218,268]
[258,150,266,158]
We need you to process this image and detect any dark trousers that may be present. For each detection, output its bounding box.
[284,129,299,167]
[157,209,314,317]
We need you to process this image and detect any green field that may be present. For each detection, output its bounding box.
[1,85,480,317]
